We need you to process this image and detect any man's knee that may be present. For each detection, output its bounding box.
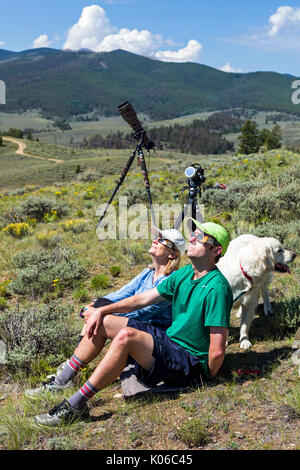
[113,327,137,347]
[102,314,129,339]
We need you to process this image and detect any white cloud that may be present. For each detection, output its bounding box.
[63,5,116,51]
[0,41,5,47]
[220,62,242,73]
[98,28,163,55]
[154,40,203,63]
[268,6,300,36]
[32,34,52,48]
[63,5,203,63]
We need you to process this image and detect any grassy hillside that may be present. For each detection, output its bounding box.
[0,138,299,450]
[0,48,299,119]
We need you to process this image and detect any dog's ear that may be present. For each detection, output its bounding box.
[254,239,275,270]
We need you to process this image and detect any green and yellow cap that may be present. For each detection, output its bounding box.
[189,219,230,255]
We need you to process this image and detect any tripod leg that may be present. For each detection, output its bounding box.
[173,198,203,233]
[137,147,157,227]
[96,151,136,228]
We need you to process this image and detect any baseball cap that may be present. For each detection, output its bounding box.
[189,219,230,255]
[151,227,186,256]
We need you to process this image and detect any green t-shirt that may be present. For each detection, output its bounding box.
[156,264,233,378]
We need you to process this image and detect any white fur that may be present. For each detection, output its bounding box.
[217,234,296,350]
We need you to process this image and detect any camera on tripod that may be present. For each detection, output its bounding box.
[184,164,206,195]
[118,101,155,151]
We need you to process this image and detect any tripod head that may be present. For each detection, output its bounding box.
[181,163,206,200]
[118,101,155,151]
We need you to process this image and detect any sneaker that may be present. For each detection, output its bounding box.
[46,361,80,386]
[25,376,74,399]
[35,399,90,426]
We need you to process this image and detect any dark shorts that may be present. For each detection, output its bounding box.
[126,318,205,387]
[93,297,114,308]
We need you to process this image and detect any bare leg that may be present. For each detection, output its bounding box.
[88,326,155,391]
[74,314,129,364]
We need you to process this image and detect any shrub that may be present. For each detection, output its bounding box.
[2,222,31,238]
[122,186,149,206]
[269,296,300,333]
[18,196,68,222]
[36,230,62,248]
[90,274,110,290]
[9,247,86,298]
[249,221,300,247]
[74,287,89,303]
[0,296,6,309]
[109,266,121,277]
[59,219,87,233]
[0,301,77,371]
[174,418,210,447]
[0,280,11,297]
[121,240,148,265]
[201,189,244,212]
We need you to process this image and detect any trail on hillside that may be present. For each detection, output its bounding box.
[3,137,63,163]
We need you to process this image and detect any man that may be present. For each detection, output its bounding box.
[32,220,233,426]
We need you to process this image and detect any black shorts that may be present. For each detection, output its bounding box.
[93,297,114,308]
[127,318,205,387]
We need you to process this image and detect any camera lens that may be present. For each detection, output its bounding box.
[185,167,197,179]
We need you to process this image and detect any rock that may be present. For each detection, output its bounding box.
[278,405,299,422]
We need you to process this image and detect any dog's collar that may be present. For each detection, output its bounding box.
[240,262,254,288]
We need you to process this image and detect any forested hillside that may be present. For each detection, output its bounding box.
[0,48,299,119]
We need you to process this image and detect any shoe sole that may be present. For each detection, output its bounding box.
[35,411,90,427]
[25,384,73,400]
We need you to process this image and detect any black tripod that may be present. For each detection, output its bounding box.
[173,164,206,232]
[96,129,156,230]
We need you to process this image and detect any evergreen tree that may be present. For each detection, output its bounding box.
[238,120,260,154]
[258,125,282,151]
[265,125,282,150]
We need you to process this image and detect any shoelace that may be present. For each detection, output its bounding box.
[41,376,56,387]
[49,399,69,416]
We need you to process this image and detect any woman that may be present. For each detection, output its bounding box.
[25,228,186,398]
[81,227,185,332]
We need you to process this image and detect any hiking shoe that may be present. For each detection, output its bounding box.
[25,376,74,399]
[46,361,80,386]
[35,399,90,426]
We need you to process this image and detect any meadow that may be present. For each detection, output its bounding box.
[0,130,299,451]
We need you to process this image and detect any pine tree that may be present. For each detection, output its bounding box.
[238,120,260,154]
[265,125,282,150]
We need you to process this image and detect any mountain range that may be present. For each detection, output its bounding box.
[0,47,299,120]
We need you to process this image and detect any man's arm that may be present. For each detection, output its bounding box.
[208,326,228,379]
[85,287,164,338]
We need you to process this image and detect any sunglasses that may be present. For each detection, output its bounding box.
[153,236,176,250]
[190,232,221,248]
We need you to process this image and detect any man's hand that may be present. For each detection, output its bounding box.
[84,287,163,339]
[82,303,97,323]
[86,308,104,339]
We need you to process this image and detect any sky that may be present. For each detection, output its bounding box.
[1,0,300,75]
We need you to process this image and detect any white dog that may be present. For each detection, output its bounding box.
[217,234,296,349]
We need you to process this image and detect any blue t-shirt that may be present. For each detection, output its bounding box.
[104,268,172,328]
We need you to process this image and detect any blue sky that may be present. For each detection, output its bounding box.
[1,1,300,75]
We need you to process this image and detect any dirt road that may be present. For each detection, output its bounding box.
[3,136,63,163]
